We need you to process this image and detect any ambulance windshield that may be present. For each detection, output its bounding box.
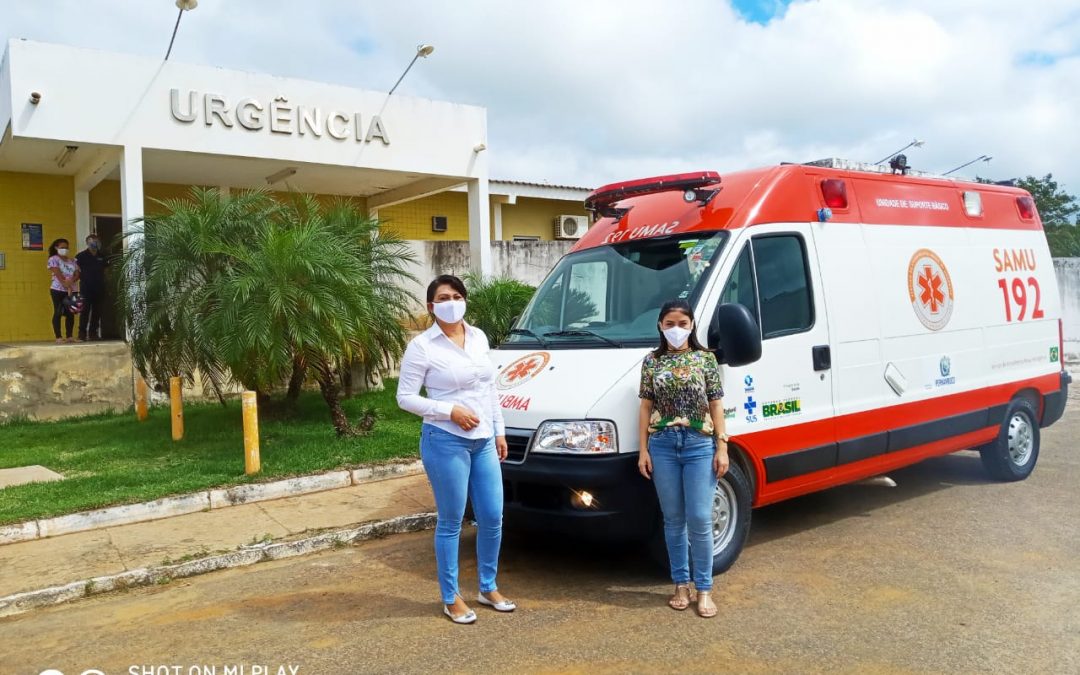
[504,231,727,348]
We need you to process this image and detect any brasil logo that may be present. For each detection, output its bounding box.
[762,399,801,418]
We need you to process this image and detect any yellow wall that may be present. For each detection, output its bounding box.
[89,181,213,216]
[501,197,587,240]
[0,171,77,342]
[376,192,587,242]
[377,191,474,240]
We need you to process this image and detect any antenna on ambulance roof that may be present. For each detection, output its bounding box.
[873,138,924,166]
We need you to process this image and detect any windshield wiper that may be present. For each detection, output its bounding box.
[542,330,623,348]
[509,328,549,347]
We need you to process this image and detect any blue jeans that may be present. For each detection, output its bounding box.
[420,423,504,604]
[649,427,718,591]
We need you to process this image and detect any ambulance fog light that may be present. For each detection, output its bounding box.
[533,420,618,455]
[683,189,697,203]
[571,490,597,509]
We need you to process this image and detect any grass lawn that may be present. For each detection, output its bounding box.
[0,379,421,526]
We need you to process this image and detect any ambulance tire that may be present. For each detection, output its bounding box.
[980,398,1040,482]
[647,461,753,576]
[710,461,752,574]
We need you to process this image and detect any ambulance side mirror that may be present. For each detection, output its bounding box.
[709,303,762,367]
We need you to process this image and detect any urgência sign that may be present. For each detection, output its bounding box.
[169,88,390,144]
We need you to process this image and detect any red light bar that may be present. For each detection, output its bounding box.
[820,179,848,209]
[585,171,721,213]
[1016,196,1037,221]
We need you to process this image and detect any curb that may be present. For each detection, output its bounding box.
[0,460,424,546]
[0,511,437,618]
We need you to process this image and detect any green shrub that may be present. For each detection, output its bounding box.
[463,273,536,347]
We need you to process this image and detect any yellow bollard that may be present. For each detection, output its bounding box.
[170,376,184,441]
[242,391,261,475]
[135,373,149,422]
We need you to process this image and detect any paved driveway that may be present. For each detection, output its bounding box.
[3,396,1078,674]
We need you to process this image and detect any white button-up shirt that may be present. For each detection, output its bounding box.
[396,323,506,439]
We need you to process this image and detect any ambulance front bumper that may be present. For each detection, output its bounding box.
[499,443,659,540]
[1042,370,1072,428]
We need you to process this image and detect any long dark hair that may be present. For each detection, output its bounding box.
[48,239,69,257]
[652,299,706,357]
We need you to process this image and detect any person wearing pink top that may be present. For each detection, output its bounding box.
[46,238,80,343]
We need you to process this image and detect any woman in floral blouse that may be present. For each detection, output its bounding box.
[638,299,728,618]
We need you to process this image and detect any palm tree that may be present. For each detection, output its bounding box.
[116,188,278,402]
[117,189,417,436]
[206,194,416,434]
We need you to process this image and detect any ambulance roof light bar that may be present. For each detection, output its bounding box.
[585,171,722,220]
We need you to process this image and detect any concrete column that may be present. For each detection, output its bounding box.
[493,201,504,241]
[467,176,492,275]
[218,185,230,199]
[119,146,144,248]
[75,190,91,242]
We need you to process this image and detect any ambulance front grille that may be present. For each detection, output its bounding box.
[503,427,533,465]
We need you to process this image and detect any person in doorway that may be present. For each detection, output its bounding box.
[76,234,109,341]
[396,274,515,624]
[637,299,729,618]
[47,238,80,343]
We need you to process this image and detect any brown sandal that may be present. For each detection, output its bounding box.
[696,590,717,618]
[668,584,694,611]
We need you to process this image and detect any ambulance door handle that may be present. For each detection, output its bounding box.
[812,345,831,371]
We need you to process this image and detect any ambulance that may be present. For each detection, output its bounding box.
[491,158,1071,573]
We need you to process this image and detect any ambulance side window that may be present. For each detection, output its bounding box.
[751,234,814,338]
[718,245,759,326]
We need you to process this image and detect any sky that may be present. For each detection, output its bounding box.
[2,0,1078,192]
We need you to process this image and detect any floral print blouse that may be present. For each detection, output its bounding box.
[639,349,724,435]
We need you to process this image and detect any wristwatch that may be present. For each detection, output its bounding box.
[716,433,730,443]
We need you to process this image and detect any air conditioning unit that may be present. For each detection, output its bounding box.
[554,215,588,240]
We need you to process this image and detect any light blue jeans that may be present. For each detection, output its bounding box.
[648,427,718,591]
[420,423,504,604]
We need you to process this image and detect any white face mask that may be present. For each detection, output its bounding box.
[662,326,692,349]
[57,248,69,256]
[433,299,467,324]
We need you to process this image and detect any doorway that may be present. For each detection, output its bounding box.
[92,215,124,340]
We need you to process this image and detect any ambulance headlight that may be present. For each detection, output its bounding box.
[532,420,618,455]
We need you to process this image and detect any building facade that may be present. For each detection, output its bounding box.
[0,40,588,343]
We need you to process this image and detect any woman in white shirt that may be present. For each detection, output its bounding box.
[396,274,516,624]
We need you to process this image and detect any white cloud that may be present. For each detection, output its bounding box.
[2,0,1078,192]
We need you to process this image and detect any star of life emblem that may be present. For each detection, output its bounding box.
[907,248,954,331]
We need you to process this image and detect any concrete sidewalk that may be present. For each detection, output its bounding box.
[0,473,434,599]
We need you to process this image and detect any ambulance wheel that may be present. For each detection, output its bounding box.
[710,461,752,574]
[646,460,752,575]
[980,399,1040,482]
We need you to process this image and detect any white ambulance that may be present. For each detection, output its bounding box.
[491,159,1071,573]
